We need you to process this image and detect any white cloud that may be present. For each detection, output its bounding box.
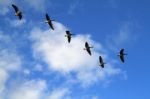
[76,63,121,87]
[23,69,30,75]
[7,80,71,99]
[0,69,8,93]
[47,88,71,99]
[9,19,26,27]
[7,80,46,99]
[0,50,21,71]
[113,26,130,46]
[0,0,49,15]
[30,22,102,73]
[0,32,22,97]
[30,21,123,87]
[0,49,22,97]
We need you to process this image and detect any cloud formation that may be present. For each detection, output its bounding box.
[9,19,26,27]
[106,22,137,51]
[0,32,22,98]
[47,88,70,99]
[30,21,122,87]
[7,80,46,99]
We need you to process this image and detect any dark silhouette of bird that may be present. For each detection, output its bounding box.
[84,42,93,55]
[99,56,106,68]
[45,13,54,30]
[12,4,22,20]
[118,49,127,63]
[65,31,75,43]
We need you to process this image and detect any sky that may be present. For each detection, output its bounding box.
[0,0,150,99]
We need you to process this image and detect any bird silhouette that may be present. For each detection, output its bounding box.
[12,4,22,20]
[65,31,75,43]
[84,42,93,55]
[118,49,127,63]
[99,56,106,68]
[45,13,54,30]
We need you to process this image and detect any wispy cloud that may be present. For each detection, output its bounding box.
[68,0,82,15]
[106,22,137,51]
[0,50,22,97]
[0,69,8,94]
[7,80,46,99]
[9,19,26,27]
[0,31,22,98]
[47,88,71,99]
[0,0,51,15]
[92,96,99,99]
[0,31,11,44]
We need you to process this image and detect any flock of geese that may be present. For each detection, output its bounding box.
[11,4,127,68]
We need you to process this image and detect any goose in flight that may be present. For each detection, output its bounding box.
[118,49,127,63]
[12,4,22,20]
[65,31,75,43]
[99,56,106,68]
[45,13,54,30]
[84,42,93,55]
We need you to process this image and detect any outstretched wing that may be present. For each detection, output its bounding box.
[99,56,105,68]
[18,14,22,20]
[87,48,91,55]
[67,36,71,43]
[120,55,124,63]
[99,56,103,64]
[12,4,19,12]
[120,49,124,55]
[48,22,54,30]
[66,31,71,43]
[85,42,89,48]
[46,13,50,20]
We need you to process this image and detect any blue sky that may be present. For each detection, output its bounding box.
[0,0,150,99]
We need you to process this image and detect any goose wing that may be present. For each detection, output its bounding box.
[120,49,124,55]
[18,14,22,20]
[99,56,103,64]
[66,31,71,43]
[48,22,54,30]
[120,55,124,63]
[46,13,50,20]
[67,36,71,43]
[85,42,89,48]
[12,4,19,12]
[87,48,91,55]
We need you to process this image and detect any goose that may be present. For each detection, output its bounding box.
[12,4,22,20]
[65,31,75,43]
[45,13,54,30]
[99,56,106,68]
[118,49,127,63]
[84,42,93,55]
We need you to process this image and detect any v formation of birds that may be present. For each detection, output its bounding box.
[11,4,127,69]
